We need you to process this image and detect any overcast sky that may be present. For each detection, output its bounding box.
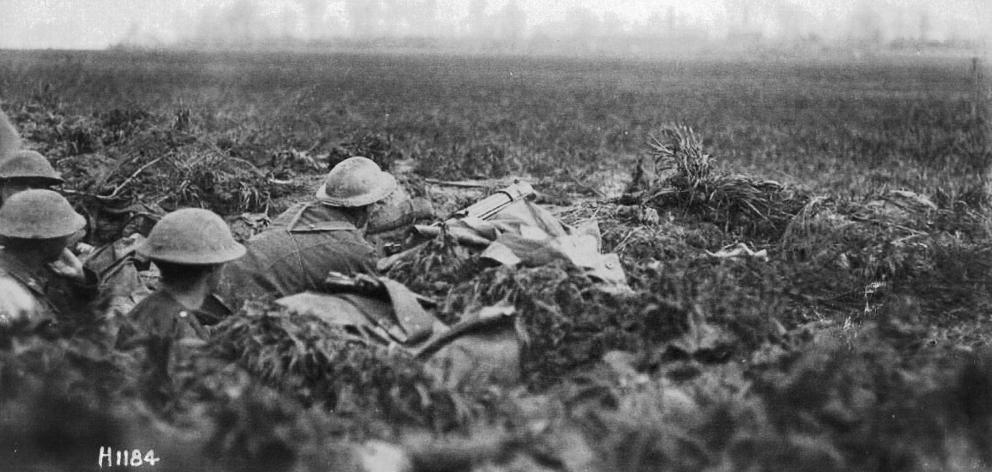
[0,0,988,49]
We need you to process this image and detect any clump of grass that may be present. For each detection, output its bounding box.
[632,125,811,242]
[60,137,303,233]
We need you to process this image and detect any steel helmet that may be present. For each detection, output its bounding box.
[0,150,63,184]
[0,189,85,239]
[315,156,397,207]
[138,208,246,265]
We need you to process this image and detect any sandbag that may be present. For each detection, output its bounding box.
[337,278,435,345]
[275,290,524,389]
[416,305,522,389]
[274,291,394,345]
[275,276,436,347]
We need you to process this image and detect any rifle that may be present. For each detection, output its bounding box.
[377,180,535,271]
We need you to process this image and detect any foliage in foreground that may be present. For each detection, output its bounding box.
[210,303,470,434]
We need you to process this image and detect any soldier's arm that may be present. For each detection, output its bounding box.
[50,248,100,300]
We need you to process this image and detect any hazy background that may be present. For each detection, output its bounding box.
[0,0,988,55]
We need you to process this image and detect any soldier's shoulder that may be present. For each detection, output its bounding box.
[126,290,182,321]
[0,250,17,272]
[269,201,310,227]
[0,251,43,292]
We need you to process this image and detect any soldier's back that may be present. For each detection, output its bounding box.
[218,202,378,307]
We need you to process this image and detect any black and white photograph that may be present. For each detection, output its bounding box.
[0,0,990,470]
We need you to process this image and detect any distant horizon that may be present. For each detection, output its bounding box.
[1,0,989,51]
[0,39,985,64]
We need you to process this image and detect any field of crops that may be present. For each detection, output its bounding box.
[0,49,991,471]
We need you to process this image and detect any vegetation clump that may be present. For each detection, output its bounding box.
[442,263,690,387]
[383,227,482,307]
[210,303,470,433]
[628,124,812,242]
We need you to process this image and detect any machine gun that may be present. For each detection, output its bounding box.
[377,180,535,270]
[407,180,535,241]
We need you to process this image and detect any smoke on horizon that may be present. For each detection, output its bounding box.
[1,0,987,53]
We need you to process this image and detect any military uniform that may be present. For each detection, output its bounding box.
[219,202,378,306]
[121,290,231,342]
[0,249,99,332]
[117,291,228,407]
[117,207,247,407]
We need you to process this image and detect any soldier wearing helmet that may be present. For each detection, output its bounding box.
[117,208,244,406]
[0,189,98,333]
[219,156,396,306]
[0,150,64,206]
[122,208,246,341]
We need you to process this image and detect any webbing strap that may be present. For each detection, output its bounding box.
[285,202,359,233]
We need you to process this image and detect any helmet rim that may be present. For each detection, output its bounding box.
[0,189,85,239]
[0,150,63,183]
[137,208,246,265]
[314,156,397,207]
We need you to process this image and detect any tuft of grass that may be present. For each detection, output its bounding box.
[634,125,812,241]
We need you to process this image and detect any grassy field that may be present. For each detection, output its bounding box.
[0,49,990,471]
[0,50,985,195]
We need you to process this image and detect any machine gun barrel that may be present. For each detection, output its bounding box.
[448,180,535,222]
